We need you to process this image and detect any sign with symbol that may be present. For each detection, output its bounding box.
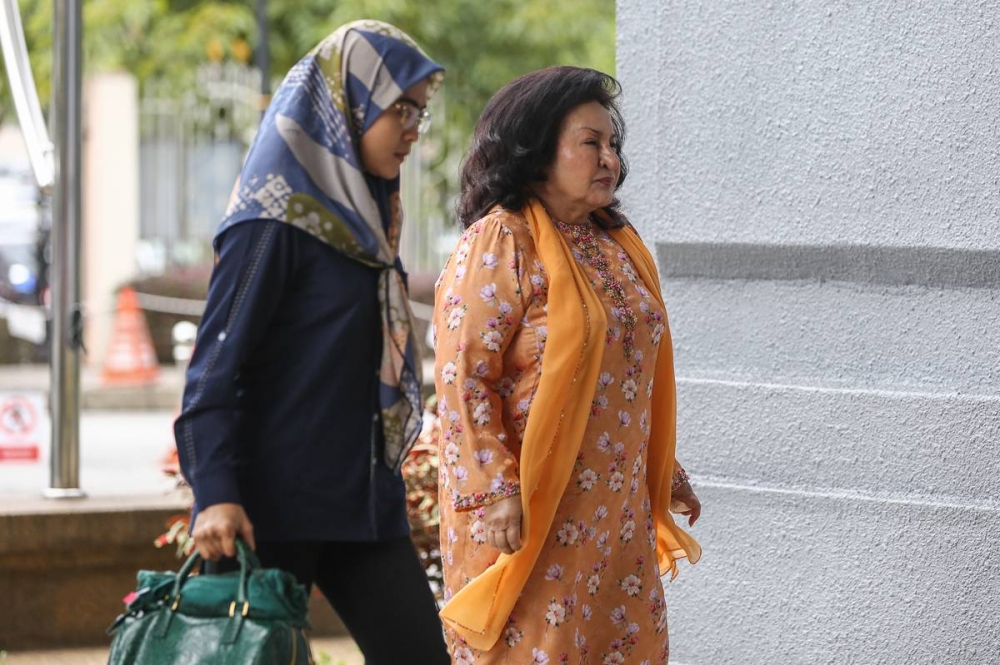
[0,392,44,462]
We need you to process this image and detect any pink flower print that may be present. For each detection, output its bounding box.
[448,306,465,330]
[470,520,487,544]
[577,468,598,491]
[482,330,503,352]
[479,283,497,302]
[603,652,625,665]
[474,449,494,465]
[582,604,593,620]
[630,476,639,494]
[482,252,498,268]
[545,564,564,581]
[594,505,608,521]
[587,574,600,595]
[489,473,508,492]
[454,466,468,482]
[454,264,467,279]
[639,410,648,432]
[474,360,489,377]
[621,379,637,402]
[545,600,566,626]
[627,622,640,636]
[454,647,474,665]
[505,626,523,647]
[556,520,579,546]
[597,531,610,548]
[635,349,644,363]
[536,325,548,342]
[652,322,665,345]
[440,362,457,385]
[494,375,515,397]
[443,442,460,465]
[532,648,550,664]
[596,432,611,453]
[608,471,625,492]
[610,606,627,624]
[620,519,636,542]
[620,574,642,597]
[498,300,513,315]
[618,411,631,428]
[472,401,491,426]
[486,317,499,329]
[598,372,614,389]
[455,242,470,263]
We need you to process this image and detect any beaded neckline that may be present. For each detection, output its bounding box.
[553,219,637,360]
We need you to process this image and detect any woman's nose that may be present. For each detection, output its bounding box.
[602,146,620,173]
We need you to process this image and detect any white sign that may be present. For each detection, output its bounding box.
[0,391,44,462]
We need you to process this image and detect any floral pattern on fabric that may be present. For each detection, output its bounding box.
[433,209,679,664]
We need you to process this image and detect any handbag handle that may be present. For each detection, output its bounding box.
[170,538,261,609]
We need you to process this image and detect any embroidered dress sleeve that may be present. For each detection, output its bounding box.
[433,216,530,512]
[174,220,296,512]
[672,461,691,490]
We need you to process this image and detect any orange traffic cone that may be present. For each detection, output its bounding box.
[101,286,160,386]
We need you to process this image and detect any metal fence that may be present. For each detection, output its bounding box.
[138,63,458,280]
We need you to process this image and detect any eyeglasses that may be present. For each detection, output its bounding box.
[393,99,432,135]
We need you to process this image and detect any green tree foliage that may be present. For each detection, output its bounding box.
[1,0,613,228]
[2,0,613,142]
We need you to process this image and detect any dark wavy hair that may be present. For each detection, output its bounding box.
[456,66,629,228]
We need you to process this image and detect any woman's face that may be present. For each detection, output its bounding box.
[535,101,622,222]
[360,79,430,179]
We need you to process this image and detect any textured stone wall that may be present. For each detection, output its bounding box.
[617,2,1000,663]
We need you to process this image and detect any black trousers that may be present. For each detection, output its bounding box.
[210,537,449,665]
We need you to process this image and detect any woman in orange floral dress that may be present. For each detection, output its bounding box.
[432,66,703,665]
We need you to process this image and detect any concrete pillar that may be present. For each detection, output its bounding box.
[618,1,1000,662]
[82,72,140,368]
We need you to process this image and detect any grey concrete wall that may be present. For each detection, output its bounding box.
[617,2,1000,663]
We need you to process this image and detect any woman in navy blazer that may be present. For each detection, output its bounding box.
[174,20,448,663]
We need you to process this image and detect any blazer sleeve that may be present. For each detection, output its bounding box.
[432,217,531,512]
[174,220,296,512]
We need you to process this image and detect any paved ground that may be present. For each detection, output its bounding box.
[2,636,363,664]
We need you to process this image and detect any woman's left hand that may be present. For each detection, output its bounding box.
[670,482,702,527]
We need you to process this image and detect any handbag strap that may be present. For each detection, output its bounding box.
[154,538,259,641]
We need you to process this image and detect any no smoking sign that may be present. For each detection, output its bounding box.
[0,392,44,462]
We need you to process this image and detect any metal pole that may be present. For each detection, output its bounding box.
[255,0,270,115]
[45,0,84,498]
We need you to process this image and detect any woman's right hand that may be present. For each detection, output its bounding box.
[483,495,522,554]
[191,502,256,561]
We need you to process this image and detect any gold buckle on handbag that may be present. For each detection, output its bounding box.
[229,601,250,618]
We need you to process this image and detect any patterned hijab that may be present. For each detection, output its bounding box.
[217,20,444,471]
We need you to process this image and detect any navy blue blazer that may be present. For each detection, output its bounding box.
[174,219,410,542]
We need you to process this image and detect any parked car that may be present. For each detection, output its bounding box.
[0,160,48,307]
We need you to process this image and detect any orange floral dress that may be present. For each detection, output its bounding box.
[433,209,686,665]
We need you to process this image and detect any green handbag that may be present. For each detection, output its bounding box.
[107,539,312,664]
